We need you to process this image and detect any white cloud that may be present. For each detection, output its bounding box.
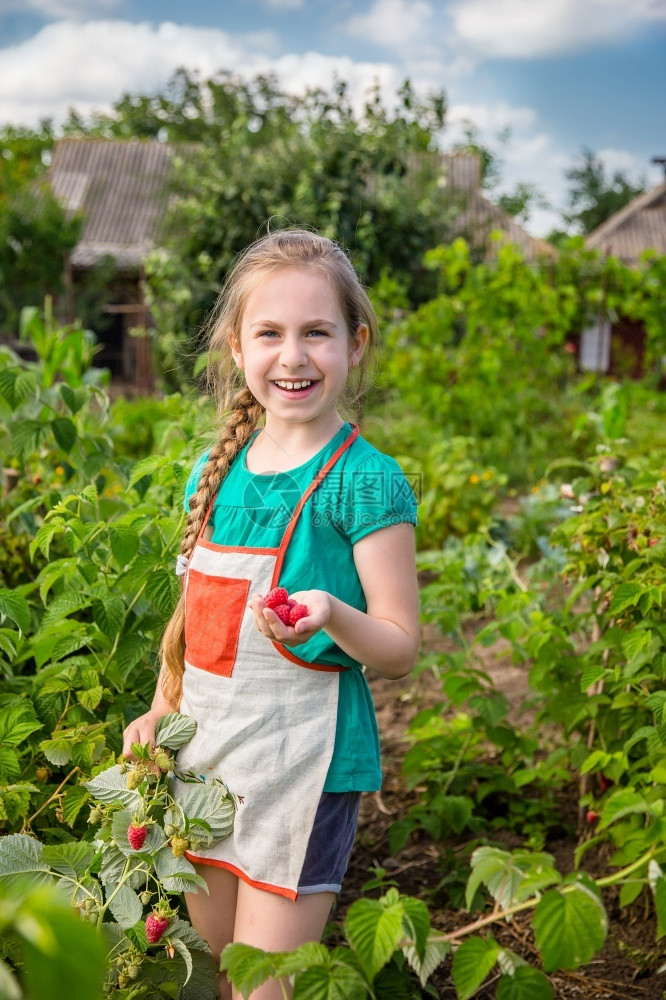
[0,19,399,126]
[450,0,666,58]
[346,0,433,48]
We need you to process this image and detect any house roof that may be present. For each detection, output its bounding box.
[586,180,666,264]
[439,153,556,261]
[49,138,174,270]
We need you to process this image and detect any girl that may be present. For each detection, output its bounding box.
[123,229,420,999]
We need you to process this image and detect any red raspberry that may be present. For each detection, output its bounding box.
[145,913,169,943]
[127,823,147,850]
[586,810,599,824]
[273,604,293,625]
[287,599,296,608]
[289,603,309,625]
[265,587,288,609]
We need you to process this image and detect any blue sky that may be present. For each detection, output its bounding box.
[1,0,664,236]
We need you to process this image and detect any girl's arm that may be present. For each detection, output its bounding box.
[249,523,420,680]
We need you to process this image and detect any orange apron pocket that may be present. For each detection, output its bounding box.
[185,568,250,677]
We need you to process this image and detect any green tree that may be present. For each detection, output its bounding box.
[562,147,645,235]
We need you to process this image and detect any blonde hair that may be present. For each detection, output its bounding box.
[160,228,378,706]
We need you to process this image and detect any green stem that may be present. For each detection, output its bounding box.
[97,857,132,930]
[432,845,657,946]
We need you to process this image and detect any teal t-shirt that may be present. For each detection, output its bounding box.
[183,422,418,792]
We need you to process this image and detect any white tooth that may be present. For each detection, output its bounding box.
[275,380,312,389]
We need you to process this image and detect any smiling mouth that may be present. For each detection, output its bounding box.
[272,379,318,391]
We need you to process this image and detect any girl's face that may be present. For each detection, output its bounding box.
[231,265,367,435]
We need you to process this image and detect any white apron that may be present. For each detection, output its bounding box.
[175,424,358,900]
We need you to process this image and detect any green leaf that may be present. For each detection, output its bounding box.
[179,948,220,1000]
[59,784,90,827]
[109,524,140,567]
[402,935,450,988]
[91,595,125,639]
[598,789,652,830]
[170,780,235,843]
[0,590,31,633]
[129,454,169,488]
[155,712,198,750]
[496,967,554,1000]
[533,879,607,972]
[41,842,96,880]
[344,893,404,981]
[400,894,430,960]
[105,881,143,929]
[145,568,180,615]
[608,582,642,615]
[171,937,194,984]
[84,763,143,811]
[219,942,286,999]
[60,384,86,414]
[15,885,108,1000]
[451,936,500,1000]
[40,589,93,631]
[52,417,77,453]
[293,962,367,1000]
[619,880,643,909]
[0,747,20,783]
[0,834,54,889]
[0,703,43,746]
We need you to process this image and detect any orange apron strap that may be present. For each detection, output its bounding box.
[270,423,359,588]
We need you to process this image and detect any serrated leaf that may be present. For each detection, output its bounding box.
[619,879,643,908]
[109,525,140,567]
[293,963,367,1000]
[0,833,54,888]
[129,454,169,488]
[451,936,500,1000]
[0,590,31,633]
[52,417,77,453]
[155,712,198,751]
[171,937,194,984]
[533,883,607,971]
[608,582,642,615]
[496,967,554,1000]
[496,948,527,975]
[344,895,404,981]
[40,589,93,631]
[84,763,142,811]
[403,935,450,988]
[60,784,90,827]
[219,942,286,998]
[0,703,42,746]
[145,568,180,615]
[91,595,125,640]
[41,842,96,880]
[179,948,220,1000]
[400,894,430,960]
[0,747,20,783]
[40,736,72,766]
[598,789,652,830]
[171,780,235,843]
[105,881,143,929]
[77,685,105,711]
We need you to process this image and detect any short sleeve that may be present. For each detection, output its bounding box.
[183,449,211,514]
[331,454,418,545]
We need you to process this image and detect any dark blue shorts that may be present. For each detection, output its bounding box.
[298,791,362,895]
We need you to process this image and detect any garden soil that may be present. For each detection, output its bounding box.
[334,623,665,1000]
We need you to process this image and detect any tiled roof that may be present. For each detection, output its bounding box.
[49,138,174,269]
[586,181,666,264]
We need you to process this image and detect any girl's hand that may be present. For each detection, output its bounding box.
[122,708,167,761]
[248,590,331,647]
